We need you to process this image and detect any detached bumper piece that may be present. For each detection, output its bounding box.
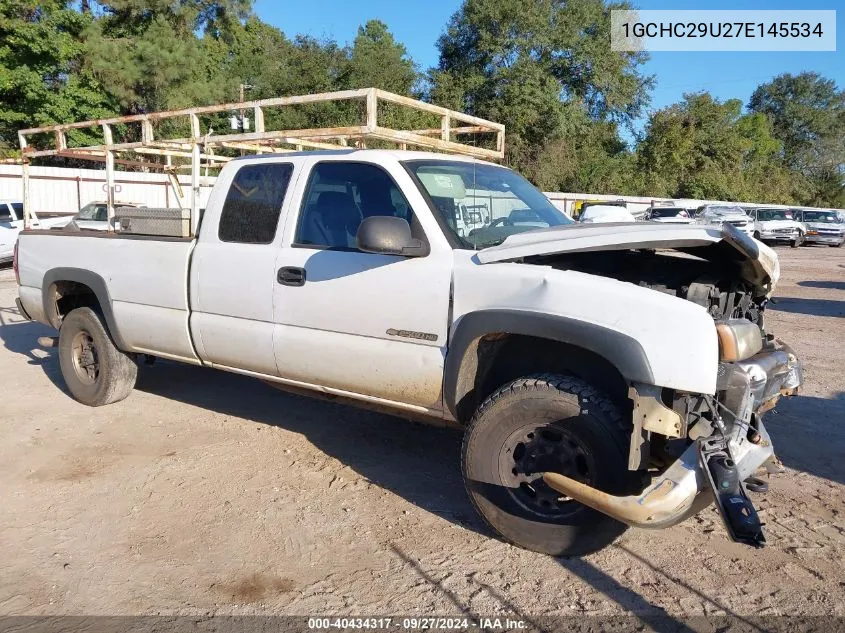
[698,436,765,548]
[543,343,804,546]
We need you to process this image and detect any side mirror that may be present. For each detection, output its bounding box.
[356,216,428,257]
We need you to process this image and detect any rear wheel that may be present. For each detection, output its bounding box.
[461,374,635,556]
[58,307,137,406]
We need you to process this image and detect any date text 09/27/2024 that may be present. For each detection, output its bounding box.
[307,617,527,630]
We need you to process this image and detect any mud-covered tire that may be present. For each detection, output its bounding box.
[462,374,635,557]
[58,307,137,406]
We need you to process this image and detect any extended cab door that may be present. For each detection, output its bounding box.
[272,158,453,412]
[190,159,298,375]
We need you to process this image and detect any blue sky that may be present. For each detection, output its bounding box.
[255,0,843,130]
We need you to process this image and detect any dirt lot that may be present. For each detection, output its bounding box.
[0,245,844,626]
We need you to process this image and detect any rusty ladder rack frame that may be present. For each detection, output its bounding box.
[16,87,505,233]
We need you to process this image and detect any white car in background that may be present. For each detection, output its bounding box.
[0,200,71,264]
[798,209,845,247]
[645,206,693,224]
[746,207,805,248]
[69,201,144,231]
[695,205,754,237]
[578,204,636,223]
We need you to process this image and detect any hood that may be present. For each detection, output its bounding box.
[702,212,749,222]
[34,216,73,229]
[476,222,780,293]
[651,216,693,224]
[758,219,804,230]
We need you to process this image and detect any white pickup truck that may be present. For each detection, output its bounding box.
[15,150,803,556]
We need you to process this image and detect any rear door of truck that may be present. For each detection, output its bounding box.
[188,158,299,375]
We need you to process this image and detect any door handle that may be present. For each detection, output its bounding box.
[277,266,306,287]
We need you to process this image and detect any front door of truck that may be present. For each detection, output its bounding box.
[272,159,452,411]
[190,160,298,375]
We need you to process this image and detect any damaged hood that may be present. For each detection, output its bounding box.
[476,222,780,293]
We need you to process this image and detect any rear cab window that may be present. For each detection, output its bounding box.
[219,163,294,244]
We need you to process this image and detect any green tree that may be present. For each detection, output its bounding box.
[81,0,252,113]
[0,0,115,153]
[429,0,652,173]
[636,93,794,203]
[341,20,418,95]
[749,72,844,207]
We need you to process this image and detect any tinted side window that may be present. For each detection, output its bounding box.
[0,205,10,223]
[219,163,293,244]
[294,162,415,249]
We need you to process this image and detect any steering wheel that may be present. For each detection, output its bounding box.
[489,217,513,228]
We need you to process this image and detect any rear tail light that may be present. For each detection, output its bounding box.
[12,240,20,285]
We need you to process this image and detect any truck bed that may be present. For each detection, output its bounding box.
[17,230,199,364]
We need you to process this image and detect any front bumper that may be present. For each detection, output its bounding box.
[759,230,800,242]
[544,344,803,534]
[805,233,844,245]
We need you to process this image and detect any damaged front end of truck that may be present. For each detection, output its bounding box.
[477,222,804,547]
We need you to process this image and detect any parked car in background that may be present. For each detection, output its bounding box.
[68,201,144,231]
[644,206,693,224]
[746,207,805,248]
[578,204,636,223]
[0,200,71,263]
[508,208,549,228]
[695,205,754,237]
[798,209,845,247]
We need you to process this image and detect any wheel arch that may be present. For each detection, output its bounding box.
[444,309,655,423]
[42,267,128,350]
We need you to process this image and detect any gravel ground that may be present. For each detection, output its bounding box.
[0,245,843,627]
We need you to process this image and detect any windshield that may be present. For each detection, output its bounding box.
[404,160,572,248]
[651,207,687,218]
[802,211,841,223]
[757,209,794,221]
[77,203,107,221]
[705,206,744,216]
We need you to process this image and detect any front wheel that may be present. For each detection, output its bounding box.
[58,307,137,406]
[461,374,635,556]
[791,236,803,248]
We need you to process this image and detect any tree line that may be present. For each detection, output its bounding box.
[2,0,843,207]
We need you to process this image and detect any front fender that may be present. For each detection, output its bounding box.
[450,260,719,405]
[443,309,655,419]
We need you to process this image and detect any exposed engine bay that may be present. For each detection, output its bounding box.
[528,247,769,326]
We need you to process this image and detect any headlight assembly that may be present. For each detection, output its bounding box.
[716,319,763,362]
